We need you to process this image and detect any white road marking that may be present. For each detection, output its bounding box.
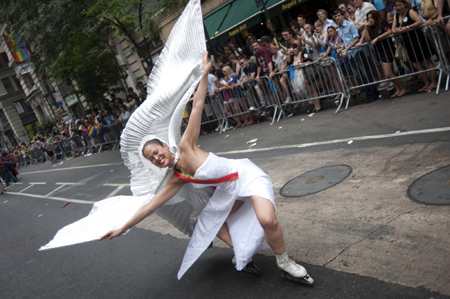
[45,185,66,197]
[216,126,450,155]
[6,191,93,205]
[55,182,86,185]
[104,183,130,198]
[18,182,47,193]
[19,163,122,175]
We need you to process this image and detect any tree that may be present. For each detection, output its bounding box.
[0,0,185,109]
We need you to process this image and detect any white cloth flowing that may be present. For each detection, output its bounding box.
[291,62,308,97]
[40,0,276,280]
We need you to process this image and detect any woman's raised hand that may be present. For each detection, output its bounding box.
[202,52,212,74]
[99,228,125,240]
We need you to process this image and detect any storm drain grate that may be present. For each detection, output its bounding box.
[407,165,450,205]
[280,165,352,197]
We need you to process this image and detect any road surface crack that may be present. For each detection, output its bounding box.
[322,206,421,267]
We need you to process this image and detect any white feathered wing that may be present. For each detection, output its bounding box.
[40,0,211,251]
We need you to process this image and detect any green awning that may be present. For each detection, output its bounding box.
[267,0,307,18]
[204,0,284,39]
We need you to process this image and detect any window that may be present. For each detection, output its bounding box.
[0,52,9,69]
[1,78,15,93]
[13,101,25,114]
[23,73,35,88]
[58,82,72,97]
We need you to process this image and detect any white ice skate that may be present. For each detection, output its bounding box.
[232,256,261,276]
[275,252,314,285]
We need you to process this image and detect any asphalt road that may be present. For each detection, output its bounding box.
[1,90,449,298]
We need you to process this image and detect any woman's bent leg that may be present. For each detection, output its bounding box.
[251,195,285,254]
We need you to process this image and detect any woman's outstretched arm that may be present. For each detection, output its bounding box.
[100,175,186,240]
[181,52,212,150]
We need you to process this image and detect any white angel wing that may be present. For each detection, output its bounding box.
[39,0,210,250]
[120,0,206,199]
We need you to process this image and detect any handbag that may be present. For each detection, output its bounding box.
[394,12,409,62]
[319,52,333,67]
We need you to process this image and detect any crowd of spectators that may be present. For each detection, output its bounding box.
[201,0,449,133]
[0,84,148,191]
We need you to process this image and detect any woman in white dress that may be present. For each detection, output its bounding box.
[100,53,314,285]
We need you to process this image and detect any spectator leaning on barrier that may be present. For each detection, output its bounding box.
[317,9,337,31]
[393,0,438,92]
[252,41,273,107]
[238,55,266,110]
[117,105,131,125]
[334,9,380,103]
[362,10,409,97]
[269,43,291,105]
[436,0,450,33]
[422,0,450,63]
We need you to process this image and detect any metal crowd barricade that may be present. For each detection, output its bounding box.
[341,23,445,106]
[427,16,450,90]
[185,95,227,134]
[276,58,348,116]
[241,77,280,124]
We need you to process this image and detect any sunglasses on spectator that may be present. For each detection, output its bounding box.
[339,6,346,10]
[239,62,245,65]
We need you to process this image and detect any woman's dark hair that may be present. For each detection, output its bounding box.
[214,68,224,80]
[366,10,382,35]
[394,0,407,6]
[290,43,298,49]
[142,138,164,159]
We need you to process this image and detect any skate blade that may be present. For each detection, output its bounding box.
[280,271,314,285]
[241,262,261,276]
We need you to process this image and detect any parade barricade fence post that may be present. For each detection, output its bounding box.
[341,23,445,104]
[277,58,348,116]
[427,16,450,90]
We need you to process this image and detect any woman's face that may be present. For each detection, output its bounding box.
[293,47,299,55]
[394,2,405,12]
[347,5,356,14]
[367,14,376,26]
[143,143,173,168]
[315,24,323,33]
[327,28,336,38]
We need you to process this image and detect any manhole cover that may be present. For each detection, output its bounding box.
[280,165,352,197]
[407,165,450,205]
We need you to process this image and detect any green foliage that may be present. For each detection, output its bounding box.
[36,117,60,135]
[0,0,185,110]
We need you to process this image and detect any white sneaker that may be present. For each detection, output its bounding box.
[377,82,389,90]
[249,106,257,111]
[215,126,222,132]
[386,82,395,91]
[284,97,292,104]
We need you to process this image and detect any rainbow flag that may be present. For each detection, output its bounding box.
[70,113,75,119]
[3,33,30,63]
[88,125,96,136]
[96,123,102,135]
[70,141,76,150]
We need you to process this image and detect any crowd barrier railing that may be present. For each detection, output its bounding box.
[340,22,447,104]
[271,58,348,117]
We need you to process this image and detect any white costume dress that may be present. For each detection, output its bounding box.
[40,0,276,280]
[177,152,274,278]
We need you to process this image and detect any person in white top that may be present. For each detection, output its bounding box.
[317,9,336,31]
[354,0,377,32]
[117,105,131,125]
[269,43,291,104]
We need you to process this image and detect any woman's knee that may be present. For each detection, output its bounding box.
[259,214,279,230]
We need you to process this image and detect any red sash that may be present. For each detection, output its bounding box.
[174,169,238,184]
